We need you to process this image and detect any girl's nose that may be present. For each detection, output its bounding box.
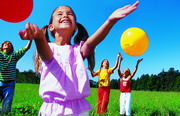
[62,13,68,17]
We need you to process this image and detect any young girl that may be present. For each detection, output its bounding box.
[88,53,120,115]
[118,54,143,116]
[0,40,32,114]
[19,1,140,116]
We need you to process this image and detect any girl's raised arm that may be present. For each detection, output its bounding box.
[112,52,121,71]
[24,40,32,50]
[19,22,53,61]
[129,58,143,79]
[83,1,140,50]
[117,54,123,78]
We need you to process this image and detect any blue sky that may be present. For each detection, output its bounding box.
[0,0,180,82]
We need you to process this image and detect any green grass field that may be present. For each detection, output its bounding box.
[4,83,180,116]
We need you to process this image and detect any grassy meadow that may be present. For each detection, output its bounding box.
[4,83,180,116]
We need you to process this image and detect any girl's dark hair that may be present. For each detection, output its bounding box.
[74,23,95,71]
[1,41,14,54]
[34,6,95,73]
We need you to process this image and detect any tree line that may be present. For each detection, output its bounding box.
[16,69,40,84]
[16,67,180,91]
[90,67,180,92]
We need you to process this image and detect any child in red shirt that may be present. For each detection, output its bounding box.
[118,53,143,116]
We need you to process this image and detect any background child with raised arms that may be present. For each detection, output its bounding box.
[88,53,120,115]
[118,53,143,116]
[0,40,32,114]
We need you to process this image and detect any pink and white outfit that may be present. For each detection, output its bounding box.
[119,76,132,116]
[38,42,92,116]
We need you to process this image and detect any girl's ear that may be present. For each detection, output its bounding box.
[49,24,54,31]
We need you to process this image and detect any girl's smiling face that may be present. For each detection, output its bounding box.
[50,6,77,34]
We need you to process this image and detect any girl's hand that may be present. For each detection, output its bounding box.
[137,58,143,63]
[108,1,140,22]
[120,56,123,61]
[117,52,123,61]
[19,22,44,40]
[118,53,123,61]
[117,52,121,57]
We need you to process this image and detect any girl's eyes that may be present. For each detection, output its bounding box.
[68,13,73,16]
[56,12,74,16]
[57,13,62,16]
[57,13,62,15]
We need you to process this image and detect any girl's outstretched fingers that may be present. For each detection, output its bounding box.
[108,1,140,22]
[132,1,140,7]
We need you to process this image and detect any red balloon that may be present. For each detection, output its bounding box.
[0,0,33,23]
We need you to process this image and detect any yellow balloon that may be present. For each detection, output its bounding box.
[120,27,149,56]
